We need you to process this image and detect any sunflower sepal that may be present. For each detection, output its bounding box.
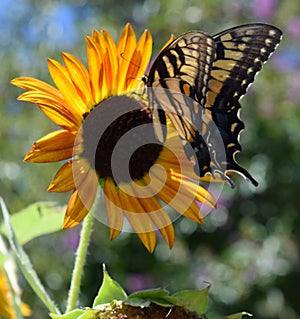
[92,265,127,307]
[98,178,105,189]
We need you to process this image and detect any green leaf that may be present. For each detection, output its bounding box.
[173,285,210,315]
[1,202,65,244]
[226,312,253,319]
[125,297,152,308]
[126,288,177,307]
[0,197,61,314]
[93,266,127,307]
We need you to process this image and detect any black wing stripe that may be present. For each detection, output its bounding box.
[203,24,282,185]
[145,24,282,187]
[148,32,216,106]
[146,31,216,143]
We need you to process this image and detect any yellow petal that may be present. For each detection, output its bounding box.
[63,166,97,229]
[102,29,118,92]
[11,76,64,98]
[156,138,217,208]
[126,29,153,92]
[159,133,197,169]
[133,180,175,249]
[156,153,197,181]
[103,177,124,240]
[135,29,153,77]
[62,52,95,108]
[20,302,31,317]
[21,95,81,130]
[63,190,89,228]
[171,170,216,208]
[86,36,105,103]
[117,23,136,55]
[118,182,156,253]
[72,158,98,205]
[48,161,75,192]
[117,23,136,93]
[144,169,204,223]
[92,29,117,96]
[181,201,205,224]
[12,77,81,130]
[48,58,88,115]
[24,130,75,163]
[0,270,14,319]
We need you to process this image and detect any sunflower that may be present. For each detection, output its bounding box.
[11,23,217,252]
[0,269,31,319]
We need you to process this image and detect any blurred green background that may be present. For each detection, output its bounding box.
[1,0,300,318]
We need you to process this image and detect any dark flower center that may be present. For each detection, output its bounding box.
[82,95,163,184]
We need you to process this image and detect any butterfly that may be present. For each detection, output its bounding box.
[142,23,282,187]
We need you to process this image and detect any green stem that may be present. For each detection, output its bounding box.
[65,212,94,313]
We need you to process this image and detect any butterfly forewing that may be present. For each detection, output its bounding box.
[201,23,282,186]
[146,31,216,142]
[208,24,282,106]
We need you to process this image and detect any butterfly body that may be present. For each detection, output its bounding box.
[144,23,282,187]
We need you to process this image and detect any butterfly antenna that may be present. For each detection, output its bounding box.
[120,52,145,88]
[120,52,140,69]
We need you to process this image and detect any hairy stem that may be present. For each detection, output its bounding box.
[66,212,94,312]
